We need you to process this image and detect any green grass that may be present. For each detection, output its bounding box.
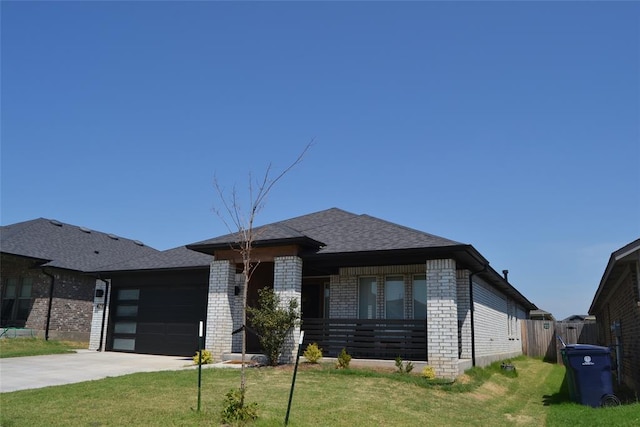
[1,357,639,426]
[0,337,85,358]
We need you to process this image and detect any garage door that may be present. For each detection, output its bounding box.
[109,285,207,357]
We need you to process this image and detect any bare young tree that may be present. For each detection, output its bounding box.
[213,140,313,406]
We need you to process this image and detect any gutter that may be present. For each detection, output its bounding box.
[42,269,55,341]
[469,265,487,367]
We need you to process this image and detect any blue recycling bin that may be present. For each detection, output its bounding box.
[561,344,618,407]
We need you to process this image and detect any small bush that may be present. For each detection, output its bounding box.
[395,356,414,374]
[247,288,300,366]
[336,348,351,369]
[421,366,436,379]
[192,349,213,365]
[303,342,323,363]
[220,388,258,425]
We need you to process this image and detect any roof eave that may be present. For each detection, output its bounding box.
[187,236,325,255]
[92,265,212,275]
[589,239,640,314]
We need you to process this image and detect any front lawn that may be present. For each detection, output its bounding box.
[1,357,638,426]
[0,337,86,358]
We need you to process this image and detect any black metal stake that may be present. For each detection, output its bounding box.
[197,321,203,412]
[285,330,305,426]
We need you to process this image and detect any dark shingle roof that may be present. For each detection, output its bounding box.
[188,208,463,253]
[589,237,640,314]
[95,246,213,272]
[0,218,159,272]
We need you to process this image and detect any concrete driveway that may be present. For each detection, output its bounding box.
[0,350,198,393]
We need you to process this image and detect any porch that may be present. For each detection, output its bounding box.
[301,318,427,361]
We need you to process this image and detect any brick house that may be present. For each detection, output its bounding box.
[589,238,640,395]
[182,208,536,379]
[0,218,158,341]
[4,210,537,380]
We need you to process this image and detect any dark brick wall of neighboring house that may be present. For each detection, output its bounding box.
[594,269,640,396]
[1,254,95,342]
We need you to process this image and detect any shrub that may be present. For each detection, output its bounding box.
[335,348,351,369]
[395,356,415,374]
[220,388,258,425]
[405,361,414,373]
[303,342,323,363]
[421,365,436,379]
[192,349,213,365]
[247,288,300,366]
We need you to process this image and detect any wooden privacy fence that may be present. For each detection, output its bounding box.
[521,320,598,364]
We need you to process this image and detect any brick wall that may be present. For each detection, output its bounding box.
[426,259,459,379]
[593,263,640,395]
[88,279,109,350]
[206,259,235,361]
[473,276,523,366]
[274,256,302,363]
[1,254,94,341]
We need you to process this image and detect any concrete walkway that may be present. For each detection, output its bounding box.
[0,350,203,393]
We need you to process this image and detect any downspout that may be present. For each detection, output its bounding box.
[97,278,110,352]
[469,265,487,367]
[42,269,55,341]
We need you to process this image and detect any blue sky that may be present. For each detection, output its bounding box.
[2,1,638,320]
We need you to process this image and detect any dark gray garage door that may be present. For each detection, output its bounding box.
[109,285,207,357]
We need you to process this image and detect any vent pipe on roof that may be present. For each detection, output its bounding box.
[502,269,509,281]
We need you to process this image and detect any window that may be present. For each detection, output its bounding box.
[111,288,140,352]
[1,277,32,326]
[413,274,427,319]
[359,277,377,319]
[385,276,404,319]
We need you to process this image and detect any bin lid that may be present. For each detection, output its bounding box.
[563,344,610,353]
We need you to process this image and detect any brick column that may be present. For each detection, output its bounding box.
[426,259,459,379]
[89,279,109,351]
[206,259,235,361]
[274,256,302,364]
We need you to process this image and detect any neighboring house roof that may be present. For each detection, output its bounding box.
[589,238,640,314]
[187,208,537,311]
[530,309,556,321]
[0,218,159,272]
[95,246,213,273]
[561,315,593,322]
